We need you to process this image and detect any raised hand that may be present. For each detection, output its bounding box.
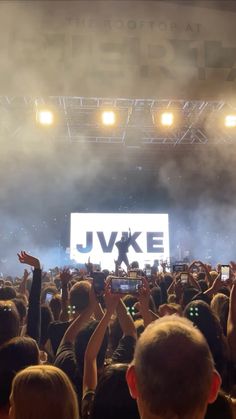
[19,268,30,295]
[85,256,93,274]
[60,268,72,287]
[23,269,30,280]
[17,251,40,269]
[174,277,184,303]
[137,277,153,327]
[137,276,150,306]
[230,261,236,275]
[104,277,121,314]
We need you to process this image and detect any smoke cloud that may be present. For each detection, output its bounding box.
[0,1,236,274]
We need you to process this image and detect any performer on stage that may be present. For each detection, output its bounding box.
[115,228,132,269]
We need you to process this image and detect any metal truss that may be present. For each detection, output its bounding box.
[0,96,235,146]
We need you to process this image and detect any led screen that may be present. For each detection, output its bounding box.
[70,213,169,270]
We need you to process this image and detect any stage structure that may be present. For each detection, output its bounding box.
[0,96,236,147]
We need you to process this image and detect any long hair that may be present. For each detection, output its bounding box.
[0,336,39,409]
[184,300,228,380]
[0,300,19,345]
[10,365,79,419]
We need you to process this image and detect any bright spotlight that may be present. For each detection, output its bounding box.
[36,110,54,126]
[225,114,236,128]
[160,112,174,127]
[101,111,116,126]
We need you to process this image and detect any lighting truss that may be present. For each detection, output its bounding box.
[0,96,235,147]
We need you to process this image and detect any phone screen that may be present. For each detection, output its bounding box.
[180,273,188,284]
[45,292,54,303]
[111,277,142,294]
[221,265,230,282]
[173,264,186,273]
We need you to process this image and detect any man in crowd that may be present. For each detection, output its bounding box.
[126,316,221,419]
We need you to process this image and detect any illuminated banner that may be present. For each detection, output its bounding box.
[70,213,169,270]
[0,1,236,99]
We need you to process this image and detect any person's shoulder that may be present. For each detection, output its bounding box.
[111,335,136,364]
[48,320,70,334]
[49,320,70,329]
[119,335,136,344]
[54,341,76,376]
[48,320,72,355]
[56,341,74,355]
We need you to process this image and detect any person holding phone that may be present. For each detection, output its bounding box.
[82,281,137,419]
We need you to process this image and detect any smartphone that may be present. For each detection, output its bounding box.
[91,272,106,295]
[180,273,188,285]
[173,263,187,273]
[145,268,152,277]
[221,265,230,282]
[111,277,142,294]
[45,292,54,303]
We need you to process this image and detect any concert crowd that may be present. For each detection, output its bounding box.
[0,251,236,419]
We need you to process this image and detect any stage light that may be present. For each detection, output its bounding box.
[36,110,54,126]
[224,114,236,128]
[101,111,116,126]
[160,112,174,127]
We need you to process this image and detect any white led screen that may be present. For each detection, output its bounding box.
[70,213,169,270]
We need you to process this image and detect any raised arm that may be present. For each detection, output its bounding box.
[59,268,71,322]
[83,289,120,395]
[17,251,42,343]
[138,277,153,328]
[18,269,30,297]
[116,298,137,339]
[126,228,132,245]
[85,257,93,276]
[204,274,222,300]
[227,282,236,363]
[188,273,201,292]
[196,260,212,284]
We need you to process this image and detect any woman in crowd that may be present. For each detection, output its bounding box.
[9,365,79,419]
